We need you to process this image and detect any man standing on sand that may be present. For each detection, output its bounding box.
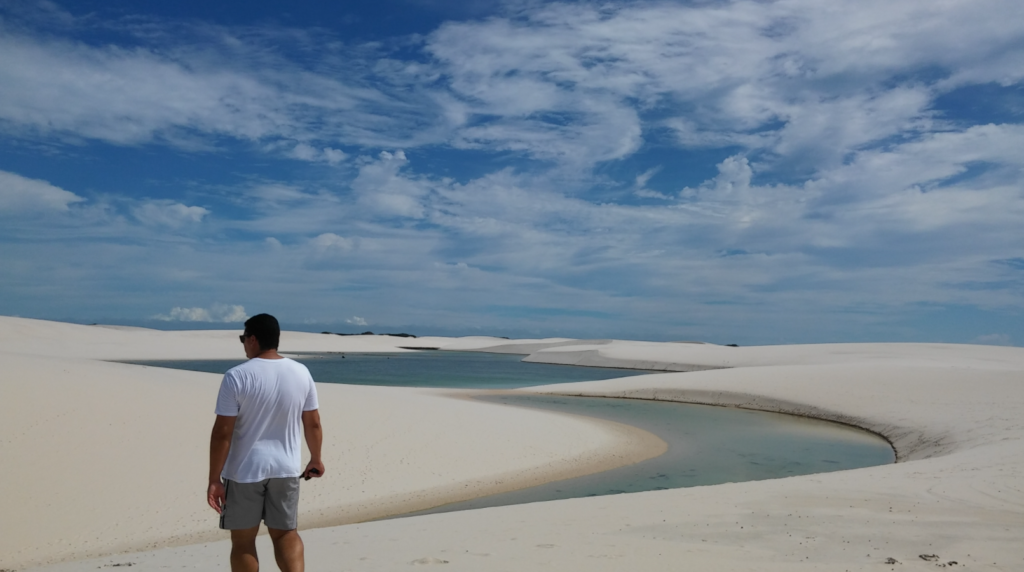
[207,313,324,572]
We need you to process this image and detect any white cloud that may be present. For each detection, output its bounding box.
[287,143,348,164]
[219,305,249,323]
[2,0,1021,175]
[633,167,671,200]
[287,143,322,162]
[634,168,657,188]
[345,316,368,326]
[310,232,355,252]
[322,147,348,164]
[153,303,248,322]
[634,188,671,200]
[0,170,84,213]
[248,183,316,204]
[351,150,432,218]
[0,31,281,145]
[426,0,1024,171]
[131,200,209,227]
[675,155,808,232]
[769,87,935,169]
[974,334,1013,346]
[794,124,1024,247]
[158,307,213,322]
[0,23,445,154]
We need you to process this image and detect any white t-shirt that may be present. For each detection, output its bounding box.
[215,357,319,483]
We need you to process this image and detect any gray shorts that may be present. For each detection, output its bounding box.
[220,478,300,531]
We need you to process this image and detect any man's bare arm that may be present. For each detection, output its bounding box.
[301,409,324,479]
[207,415,236,513]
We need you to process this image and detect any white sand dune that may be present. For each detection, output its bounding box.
[0,316,454,360]
[0,318,660,569]
[3,316,1023,571]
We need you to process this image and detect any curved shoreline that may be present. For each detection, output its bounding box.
[394,392,893,519]
[534,387,905,461]
[299,389,669,528]
[524,364,981,463]
[538,391,901,460]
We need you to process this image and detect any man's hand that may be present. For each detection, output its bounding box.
[207,481,226,514]
[303,459,325,481]
[208,415,235,515]
[301,409,324,481]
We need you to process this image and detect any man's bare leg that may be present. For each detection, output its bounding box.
[268,528,304,572]
[230,526,260,572]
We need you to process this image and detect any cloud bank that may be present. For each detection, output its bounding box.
[153,304,248,323]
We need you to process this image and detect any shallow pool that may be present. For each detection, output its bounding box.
[398,393,894,517]
[125,350,649,388]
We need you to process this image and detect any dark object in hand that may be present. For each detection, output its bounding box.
[304,468,320,481]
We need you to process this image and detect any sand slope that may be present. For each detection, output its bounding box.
[0,318,661,569]
[5,317,1024,571]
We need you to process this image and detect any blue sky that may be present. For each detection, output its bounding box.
[1,0,1023,344]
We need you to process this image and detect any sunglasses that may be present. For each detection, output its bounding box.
[239,333,250,343]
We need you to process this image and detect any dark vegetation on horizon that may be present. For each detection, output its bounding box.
[321,331,418,338]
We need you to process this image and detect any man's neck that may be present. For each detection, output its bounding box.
[255,349,284,360]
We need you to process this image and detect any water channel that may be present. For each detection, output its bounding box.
[402,393,893,517]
